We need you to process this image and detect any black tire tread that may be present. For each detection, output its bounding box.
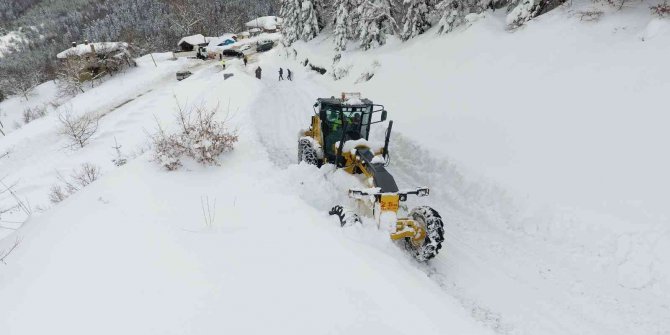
[406,206,445,261]
[298,138,319,166]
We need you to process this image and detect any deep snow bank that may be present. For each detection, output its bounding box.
[280,2,669,334]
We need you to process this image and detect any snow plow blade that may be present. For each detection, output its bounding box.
[329,205,361,226]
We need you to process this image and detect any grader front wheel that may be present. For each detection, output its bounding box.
[298,138,319,166]
[406,206,445,261]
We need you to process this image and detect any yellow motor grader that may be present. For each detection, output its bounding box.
[298,93,444,261]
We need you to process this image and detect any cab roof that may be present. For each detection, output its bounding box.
[317,97,373,107]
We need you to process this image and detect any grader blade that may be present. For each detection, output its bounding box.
[329,205,361,227]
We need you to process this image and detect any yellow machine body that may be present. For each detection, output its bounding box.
[300,94,443,261]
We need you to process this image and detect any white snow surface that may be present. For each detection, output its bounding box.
[56,42,129,59]
[0,81,59,136]
[343,97,364,105]
[283,2,670,334]
[2,2,670,334]
[335,138,384,154]
[245,16,283,30]
[0,48,489,335]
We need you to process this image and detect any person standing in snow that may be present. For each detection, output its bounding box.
[255,66,262,79]
[287,69,293,81]
[279,67,284,81]
[243,55,248,67]
[221,59,226,70]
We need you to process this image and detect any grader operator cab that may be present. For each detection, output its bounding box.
[298,93,445,261]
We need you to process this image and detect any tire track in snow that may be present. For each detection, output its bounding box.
[247,75,329,167]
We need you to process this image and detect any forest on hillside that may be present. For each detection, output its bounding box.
[0,0,278,100]
[2,0,668,102]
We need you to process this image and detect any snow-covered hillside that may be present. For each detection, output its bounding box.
[284,3,670,334]
[0,46,492,335]
[1,2,669,334]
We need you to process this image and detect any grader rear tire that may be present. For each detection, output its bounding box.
[406,206,445,261]
[298,138,319,166]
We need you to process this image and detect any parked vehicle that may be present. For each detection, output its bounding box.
[176,71,192,81]
[256,40,274,52]
[222,49,244,58]
[196,46,208,59]
[173,46,208,59]
[239,44,252,52]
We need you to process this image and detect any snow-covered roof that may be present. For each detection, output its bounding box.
[56,42,128,59]
[343,98,364,105]
[177,34,209,47]
[245,16,283,30]
[335,139,385,154]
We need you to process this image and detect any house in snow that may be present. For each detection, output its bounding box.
[56,40,135,81]
[177,34,210,52]
[245,16,283,33]
[248,28,262,37]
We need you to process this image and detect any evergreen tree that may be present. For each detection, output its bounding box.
[300,0,320,41]
[312,0,328,30]
[358,0,397,50]
[332,0,358,51]
[506,0,541,29]
[401,0,434,40]
[435,0,465,35]
[280,0,302,45]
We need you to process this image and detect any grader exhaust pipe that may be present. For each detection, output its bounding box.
[383,120,393,160]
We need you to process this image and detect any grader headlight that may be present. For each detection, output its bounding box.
[416,188,430,197]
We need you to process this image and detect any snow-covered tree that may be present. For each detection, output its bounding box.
[281,0,302,45]
[300,1,321,41]
[358,0,397,49]
[332,0,359,51]
[506,0,541,29]
[0,51,46,101]
[434,0,465,35]
[401,0,435,40]
[309,0,328,30]
[333,0,349,51]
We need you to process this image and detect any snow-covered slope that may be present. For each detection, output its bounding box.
[1,3,669,334]
[0,45,491,334]
[284,3,670,334]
